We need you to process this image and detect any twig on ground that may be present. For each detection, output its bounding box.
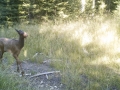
[43,59,62,63]
[30,71,60,78]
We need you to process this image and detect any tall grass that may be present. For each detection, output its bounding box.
[1,15,120,90]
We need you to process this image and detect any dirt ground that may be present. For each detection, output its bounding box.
[9,60,65,90]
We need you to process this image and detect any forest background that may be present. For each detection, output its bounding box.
[0,0,120,26]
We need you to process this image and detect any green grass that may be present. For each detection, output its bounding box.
[0,67,31,90]
[1,15,120,90]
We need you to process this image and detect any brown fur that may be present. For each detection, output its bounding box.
[0,29,28,74]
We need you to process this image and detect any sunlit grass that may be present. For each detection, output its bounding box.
[1,15,120,89]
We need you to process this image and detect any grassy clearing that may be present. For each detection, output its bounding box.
[1,15,120,90]
[0,67,31,90]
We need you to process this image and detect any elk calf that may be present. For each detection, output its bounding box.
[0,29,28,75]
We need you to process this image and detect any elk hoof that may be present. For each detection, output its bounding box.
[21,71,25,76]
[17,68,20,72]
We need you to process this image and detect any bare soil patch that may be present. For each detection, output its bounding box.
[9,60,65,90]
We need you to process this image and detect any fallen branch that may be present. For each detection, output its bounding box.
[43,59,62,63]
[30,71,60,78]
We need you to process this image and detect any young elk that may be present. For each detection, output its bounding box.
[0,29,28,75]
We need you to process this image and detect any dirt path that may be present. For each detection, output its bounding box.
[9,60,65,90]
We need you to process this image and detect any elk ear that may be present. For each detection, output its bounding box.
[15,29,20,34]
[15,29,19,32]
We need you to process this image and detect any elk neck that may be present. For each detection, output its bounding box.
[18,36,24,49]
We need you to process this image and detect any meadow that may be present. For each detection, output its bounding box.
[1,15,120,90]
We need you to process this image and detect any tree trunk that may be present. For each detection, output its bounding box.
[81,0,86,12]
[92,0,95,9]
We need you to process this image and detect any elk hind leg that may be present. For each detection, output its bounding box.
[0,47,4,70]
[0,47,4,63]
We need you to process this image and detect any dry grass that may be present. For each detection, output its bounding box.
[1,15,120,90]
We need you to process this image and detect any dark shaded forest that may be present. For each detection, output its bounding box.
[0,0,120,27]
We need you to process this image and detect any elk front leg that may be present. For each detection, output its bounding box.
[13,54,20,72]
[13,54,24,76]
